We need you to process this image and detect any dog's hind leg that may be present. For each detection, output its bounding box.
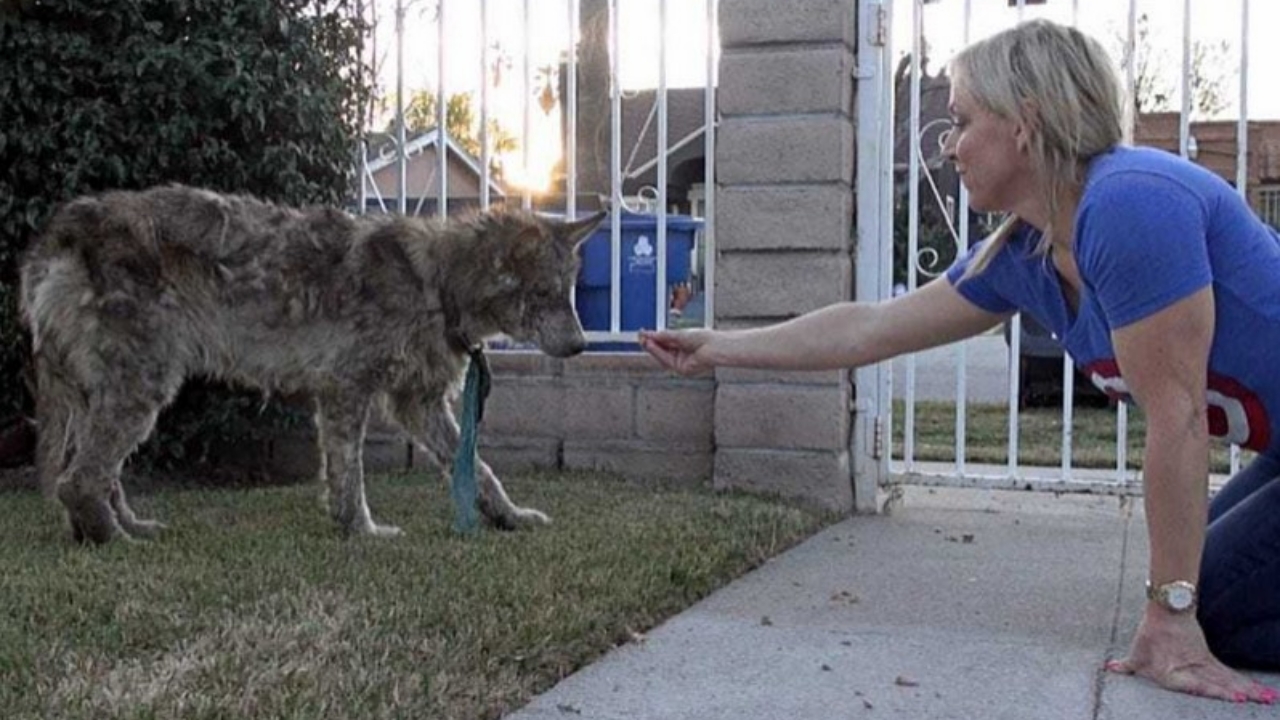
[33,350,78,501]
[58,396,165,544]
[315,391,400,537]
[391,393,550,530]
[54,352,177,543]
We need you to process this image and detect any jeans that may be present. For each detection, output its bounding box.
[1198,453,1280,669]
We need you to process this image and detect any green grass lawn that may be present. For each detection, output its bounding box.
[893,400,1250,474]
[0,471,833,720]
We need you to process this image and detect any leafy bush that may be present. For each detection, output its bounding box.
[0,0,371,473]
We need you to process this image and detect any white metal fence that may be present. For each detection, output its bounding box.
[360,0,1262,497]
[857,0,1260,496]
[356,0,719,345]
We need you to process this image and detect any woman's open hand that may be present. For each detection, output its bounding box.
[1107,608,1278,704]
[638,328,717,376]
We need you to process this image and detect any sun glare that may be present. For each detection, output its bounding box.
[497,147,558,195]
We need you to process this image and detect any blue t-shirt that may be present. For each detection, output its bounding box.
[947,145,1280,457]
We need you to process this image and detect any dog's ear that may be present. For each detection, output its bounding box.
[558,211,606,249]
[503,224,546,273]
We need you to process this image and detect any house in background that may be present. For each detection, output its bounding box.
[1134,112,1280,229]
[358,128,507,216]
[567,85,711,216]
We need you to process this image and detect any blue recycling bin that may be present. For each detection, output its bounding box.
[575,212,701,341]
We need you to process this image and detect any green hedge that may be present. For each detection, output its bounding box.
[0,0,371,472]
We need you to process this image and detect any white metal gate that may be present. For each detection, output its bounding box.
[854,0,1258,497]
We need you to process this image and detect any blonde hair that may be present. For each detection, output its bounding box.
[952,19,1128,278]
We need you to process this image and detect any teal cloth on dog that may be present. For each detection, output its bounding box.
[451,347,491,535]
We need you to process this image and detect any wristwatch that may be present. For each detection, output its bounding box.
[1145,580,1198,613]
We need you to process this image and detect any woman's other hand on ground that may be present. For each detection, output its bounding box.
[638,328,716,376]
[1106,608,1278,704]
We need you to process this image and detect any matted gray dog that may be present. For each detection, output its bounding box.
[20,184,604,544]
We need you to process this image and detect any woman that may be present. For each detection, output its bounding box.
[640,19,1279,704]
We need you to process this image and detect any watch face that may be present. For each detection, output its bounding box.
[1166,585,1195,610]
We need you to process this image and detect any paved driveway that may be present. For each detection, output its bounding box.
[890,332,1011,404]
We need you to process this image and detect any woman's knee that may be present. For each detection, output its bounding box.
[1209,454,1280,523]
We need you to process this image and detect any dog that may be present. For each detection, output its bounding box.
[19,184,604,543]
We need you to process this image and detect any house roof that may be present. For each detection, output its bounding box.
[365,129,506,196]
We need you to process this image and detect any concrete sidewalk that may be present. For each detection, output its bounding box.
[505,487,1279,720]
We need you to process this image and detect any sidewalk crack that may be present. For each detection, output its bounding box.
[1091,496,1135,719]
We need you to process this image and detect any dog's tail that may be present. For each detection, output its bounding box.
[33,350,80,499]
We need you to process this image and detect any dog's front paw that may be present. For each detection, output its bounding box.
[366,522,403,537]
[516,507,551,526]
[485,505,551,531]
[119,517,167,539]
[345,519,403,538]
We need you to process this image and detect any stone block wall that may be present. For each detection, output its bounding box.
[480,352,714,485]
[711,0,858,512]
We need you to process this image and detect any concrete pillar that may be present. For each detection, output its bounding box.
[714,0,857,513]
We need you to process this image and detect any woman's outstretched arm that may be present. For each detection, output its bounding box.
[640,277,1006,375]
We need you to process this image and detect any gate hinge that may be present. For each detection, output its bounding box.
[870,3,888,47]
[852,386,883,459]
